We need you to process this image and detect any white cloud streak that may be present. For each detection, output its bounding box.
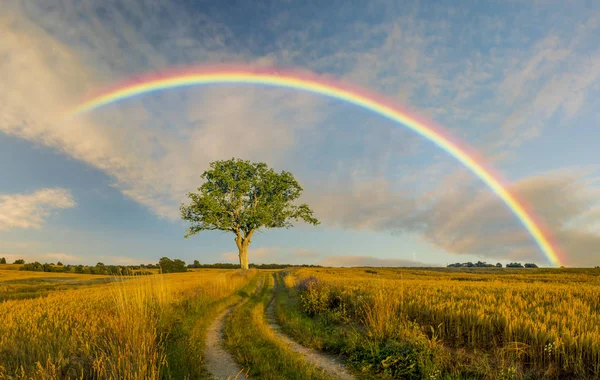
[0,189,76,230]
[318,255,434,268]
[1,1,599,266]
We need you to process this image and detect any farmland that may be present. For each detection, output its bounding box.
[276,267,600,379]
[1,265,599,379]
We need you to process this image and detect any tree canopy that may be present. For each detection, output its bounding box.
[180,158,319,269]
[158,257,187,273]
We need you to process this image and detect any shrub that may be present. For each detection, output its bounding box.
[345,338,436,379]
[297,277,331,316]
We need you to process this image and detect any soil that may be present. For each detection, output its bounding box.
[203,277,265,380]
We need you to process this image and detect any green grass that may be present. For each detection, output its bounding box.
[275,277,392,379]
[222,273,330,380]
[273,272,492,380]
[273,273,352,353]
[161,273,263,379]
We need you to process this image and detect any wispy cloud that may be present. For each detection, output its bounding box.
[318,255,434,267]
[496,36,600,148]
[308,168,600,266]
[0,3,326,220]
[291,248,322,259]
[1,1,599,266]
[220,247,280,264]
[0,189,75,230]
[0,252,79,263]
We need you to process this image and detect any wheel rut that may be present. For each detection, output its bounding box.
[204,277,264,380]
[265,275,356,380]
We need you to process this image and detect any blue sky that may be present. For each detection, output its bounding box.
[1,0,599,267]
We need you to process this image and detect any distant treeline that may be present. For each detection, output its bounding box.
[186,260,322,269]
[17,261,151,275]
[5,256,321,275]
[447,261,539,268]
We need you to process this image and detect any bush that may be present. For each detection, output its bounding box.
[345,338,436,379]
[506,262,524,268]
[297,277,331,316]
[134,271,154,276]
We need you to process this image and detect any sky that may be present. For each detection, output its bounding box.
[1,0,599,267]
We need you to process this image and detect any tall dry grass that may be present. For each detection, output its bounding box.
[0,270,256,379]
[287,267,600,378]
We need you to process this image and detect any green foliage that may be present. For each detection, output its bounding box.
[18,262,135,275]
[158,257,187,273]
[20,262,71,273]
[0,257,6,264]
[276,274,440,379]
[223,275,330,380]
[448,261,496,268]
[297,277,331,316]
[180,158,319,238]
[506,262,525,268]
[345,339,430,379]
[13,259,25,264]
[524,263,538,268]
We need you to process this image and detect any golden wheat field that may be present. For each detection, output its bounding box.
[1,266,600,379]
[0,268,257,379]
[280,267,600,379]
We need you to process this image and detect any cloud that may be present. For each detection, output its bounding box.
[497,36,600,147]
[99,255,150,265]
[1,1,599,267]
[45,253,79,261]
[219,247,324,264]
[0,3,327,220]
[0,188,76,230]
[308,168,600,266]
[420,172,591,260]
[0,252,79,263]
[318,255,433,267]
[291,248,322,259]
[220,247,280,264]
[0,252,153,265]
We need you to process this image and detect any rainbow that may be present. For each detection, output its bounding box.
[68,66,562,266]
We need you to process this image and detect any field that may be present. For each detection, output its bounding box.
[277,267,600,379]
[1,265,599,379]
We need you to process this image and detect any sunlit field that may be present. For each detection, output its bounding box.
[0,268,257,379]
[277,267,600,379]
[2,266,599,379]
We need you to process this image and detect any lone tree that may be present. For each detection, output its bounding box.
[180,158,319,270]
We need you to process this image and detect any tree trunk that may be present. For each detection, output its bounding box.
[235,231,252,270]
[238,243,249,270]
